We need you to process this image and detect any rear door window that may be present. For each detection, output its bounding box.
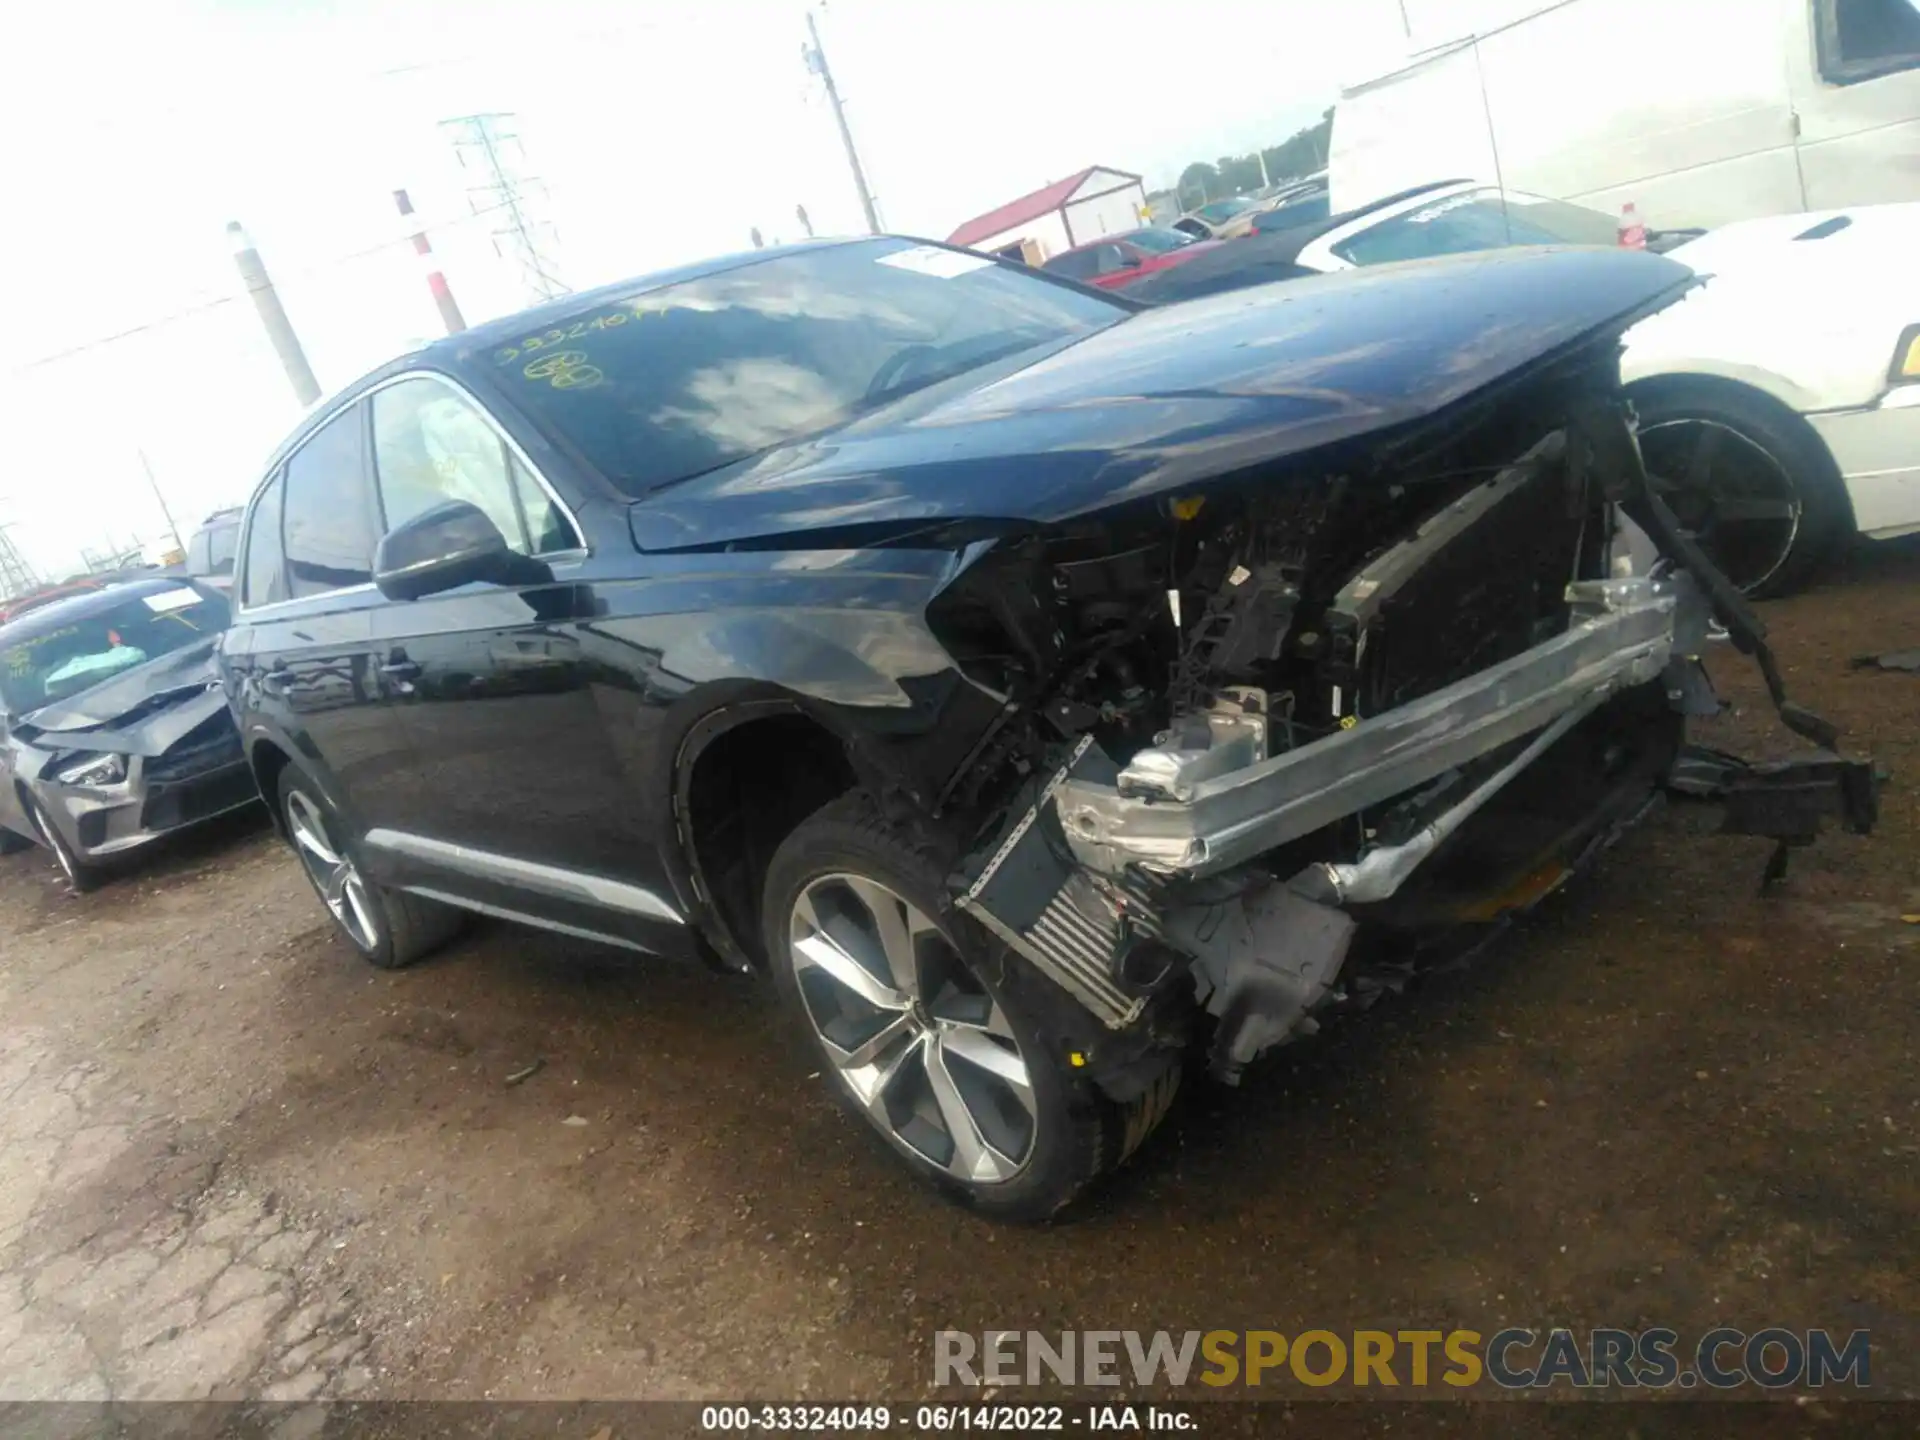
[282,405,378,597]
[240,472,287,609]
[1816,0,1920,82]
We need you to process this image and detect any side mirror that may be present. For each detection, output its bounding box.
[373,500,552,602]
[1118,252,1143,268]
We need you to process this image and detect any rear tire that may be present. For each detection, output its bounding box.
[761,791,1178,1221]
[1631,379,1850,598]
[0,826,33,856]
[276,768,463,969]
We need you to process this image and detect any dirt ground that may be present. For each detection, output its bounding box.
[1,538,1916,1423]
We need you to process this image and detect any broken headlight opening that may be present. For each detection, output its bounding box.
[943,399,1878,1089]
[52,752,128,788]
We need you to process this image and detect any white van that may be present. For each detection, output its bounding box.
[1330,0,1920,229]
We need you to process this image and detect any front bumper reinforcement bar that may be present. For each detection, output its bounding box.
[1055,574,1698,881]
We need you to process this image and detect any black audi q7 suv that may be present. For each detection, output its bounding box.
[220,237,1874,1219]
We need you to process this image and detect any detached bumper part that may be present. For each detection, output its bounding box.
[1055,573,1707,883]
[1669,745,1880,889]
[1164,882,1354,1085]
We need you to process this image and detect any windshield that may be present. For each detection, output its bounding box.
[1332,189,1620,267]
[1123,228,1197,255]
[480,239,1126,495]
[0,586,229,715]
[1197,198,1258,223]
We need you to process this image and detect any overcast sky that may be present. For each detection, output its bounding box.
[0,0,1419,578]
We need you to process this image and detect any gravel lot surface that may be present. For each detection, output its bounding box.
[1,540,1915,1433]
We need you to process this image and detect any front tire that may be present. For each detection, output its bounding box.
[761,792,1176,1221]
[1632,380,1850,598]
[25,795,99,893]
[276,768,462,969]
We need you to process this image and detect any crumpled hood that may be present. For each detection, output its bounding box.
[15,640,229,758]
[630,245,1695,552]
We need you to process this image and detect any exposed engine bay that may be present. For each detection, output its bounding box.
[928,386,1879,1092]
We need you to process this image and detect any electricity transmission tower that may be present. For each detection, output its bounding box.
[0,523,40,599]
[440,113,570,302]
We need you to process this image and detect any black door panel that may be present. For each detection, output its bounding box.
[235,401,413,838]
[363,573,688,951]
[240,591,414,838]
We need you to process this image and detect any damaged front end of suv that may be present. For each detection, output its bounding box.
[632,243,1877,1217]
[939,411,1875,1104]
[893,264,1880,1113]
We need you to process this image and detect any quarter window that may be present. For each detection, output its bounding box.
[1331,191,1619,267]
[1816,0,1920,83]
[282,406,377,597]
[208,520,238,573]
[240,472,287,609]
[371,378,576,556]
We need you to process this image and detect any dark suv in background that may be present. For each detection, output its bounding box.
[184,506,243,594]
[220,237,1874,1219]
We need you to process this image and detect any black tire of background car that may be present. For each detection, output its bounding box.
[0,826,32,855]
[1629,378,1851,600]
[761,790,1180,1222]
[25,793,99,893]
[275,767,465,970]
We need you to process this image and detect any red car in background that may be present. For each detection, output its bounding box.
[1040,227,1224,290]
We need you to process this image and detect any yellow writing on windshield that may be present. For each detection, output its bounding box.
[521,350,604,391]
[493,311,629,366]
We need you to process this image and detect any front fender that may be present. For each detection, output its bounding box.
[1620,354,1822,414]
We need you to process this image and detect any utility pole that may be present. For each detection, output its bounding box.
[137,449,185,558]
[227,222,321,407]
[1396,0,1413,38]
[803,10,881,234]
[441,113,569,302]
[394,189,467,334]
[1257,149,1271,190]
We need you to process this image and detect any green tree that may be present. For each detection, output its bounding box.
[1178,161,1220,207]
[1176,108,1334,204]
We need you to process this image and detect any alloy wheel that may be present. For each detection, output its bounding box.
[1639,417,1802,594]
[29,798,81,889]
[788,873,1037,1185]
[285,789,381,952]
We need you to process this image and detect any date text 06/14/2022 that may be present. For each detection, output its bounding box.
[699,1404,1196,1431]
